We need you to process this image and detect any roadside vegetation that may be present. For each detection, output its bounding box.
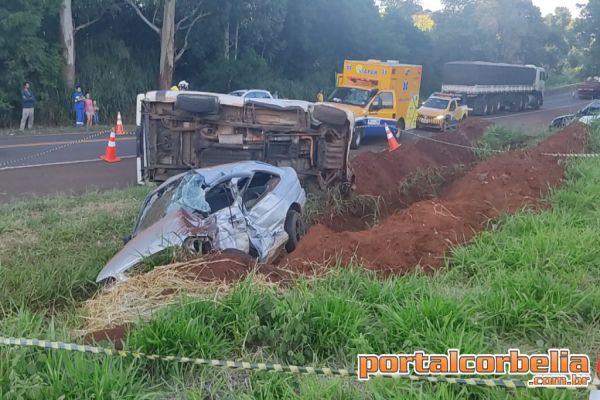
[1,124,599,398]
[2,1,599,128]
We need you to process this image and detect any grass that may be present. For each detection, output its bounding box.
[0,186,150,315]
[0,124,599,398]
[475,125,555,159]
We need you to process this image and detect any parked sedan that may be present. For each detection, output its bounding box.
[228,89,274,100]
[96,161,306,283]
[550,100,600,129]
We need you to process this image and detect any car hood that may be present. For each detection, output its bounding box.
[96,208,215,283]
[417,107,446,117]
[322,102,367,118]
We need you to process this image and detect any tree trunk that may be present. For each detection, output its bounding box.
[234,22,239,61]
[159,0,176,90]
[224,21,230,60]
[59,0,76,88]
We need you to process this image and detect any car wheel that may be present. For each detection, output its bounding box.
[350,129,362,149]
[284,209,304,253]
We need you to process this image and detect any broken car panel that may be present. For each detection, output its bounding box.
[96,161,305,283]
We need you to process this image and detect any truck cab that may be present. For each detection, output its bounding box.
[325,60,422,148]
[416,93,469,131]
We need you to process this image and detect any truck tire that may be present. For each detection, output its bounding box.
[474,97,487,116]
[496,97,503,113]
[350,128,362,149]
[284,209,304,253]
[519,95,526,111]
[395,119,405,141]
[487,98,495,115]
[175,94,220,114]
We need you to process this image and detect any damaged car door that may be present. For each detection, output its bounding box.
[205,178,250,254]
[238,171,288,262]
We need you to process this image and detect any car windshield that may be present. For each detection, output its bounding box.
[134,173,210,234]
[423,98,449,109]
[327,87,377,107]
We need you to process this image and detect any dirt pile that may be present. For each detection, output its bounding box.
[319,119,490,232]
[351,118,489,199]
[284,123,588,275]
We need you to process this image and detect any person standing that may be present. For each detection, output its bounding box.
[20,82,35,131]
[84,94,94,127]
[93,100,100,125]
[72,87,85,126]
[316,89,324,103]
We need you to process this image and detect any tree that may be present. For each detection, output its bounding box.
[127,0,210,89]
[0,0,63,125]
[59,0,116,88]
[576,0,600,75]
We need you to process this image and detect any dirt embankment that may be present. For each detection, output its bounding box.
[284,123,588,275]
[319,119,490,231]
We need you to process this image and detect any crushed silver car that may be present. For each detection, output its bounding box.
[96,161,306,283]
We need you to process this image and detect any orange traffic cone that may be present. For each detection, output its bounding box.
[115,112,124,135]
[100,131,121,163]
[385,123,401,152]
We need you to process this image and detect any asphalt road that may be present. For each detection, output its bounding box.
[0,89,591,203]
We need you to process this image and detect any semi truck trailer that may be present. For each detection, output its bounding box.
[441,61,547,116]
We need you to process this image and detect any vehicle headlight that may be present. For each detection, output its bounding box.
[435,115,446,120]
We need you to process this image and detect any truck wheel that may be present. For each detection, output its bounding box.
[176,94,220,114]
[487,99,495,115]
[350,129,362,149]
[395,119,405,141]
[284,210,304,253]
[532,95,540,110]
[519,96,526,111]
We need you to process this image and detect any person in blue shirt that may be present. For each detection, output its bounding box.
[72,87,85,126]
[20,82,35,131]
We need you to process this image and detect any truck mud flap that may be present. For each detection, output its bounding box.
[175,94,220,115]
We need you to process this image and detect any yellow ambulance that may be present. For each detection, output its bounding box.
[326,59,422,148]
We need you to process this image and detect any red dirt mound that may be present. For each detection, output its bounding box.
[284,123,588,275]
[178,250,291,283]
[351,118,489,200]
[84,325,128,350]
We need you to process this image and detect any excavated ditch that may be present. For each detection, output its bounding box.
[319,119,490,231]
[284,123,588,275]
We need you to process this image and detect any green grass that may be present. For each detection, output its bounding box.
[0,187,150,315]
[475,125,554,159]
[1,124,599,398]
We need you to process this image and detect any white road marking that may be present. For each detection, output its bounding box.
[483,101,589,120]
[0,156,136,171]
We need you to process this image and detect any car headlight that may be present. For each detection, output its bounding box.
[435,115,446,120]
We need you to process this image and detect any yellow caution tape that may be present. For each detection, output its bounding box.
[0,337,598,390]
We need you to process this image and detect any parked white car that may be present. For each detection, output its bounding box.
[550,100,600,129]
[96,161,306,283]
[228,89,274,100]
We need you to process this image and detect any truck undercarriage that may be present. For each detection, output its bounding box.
[137,92,353,189]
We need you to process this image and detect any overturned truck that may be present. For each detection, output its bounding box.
[135,91,354,189]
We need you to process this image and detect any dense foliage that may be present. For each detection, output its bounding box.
[0,0,598,127]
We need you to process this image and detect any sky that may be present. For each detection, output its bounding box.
[421,0,586,17]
